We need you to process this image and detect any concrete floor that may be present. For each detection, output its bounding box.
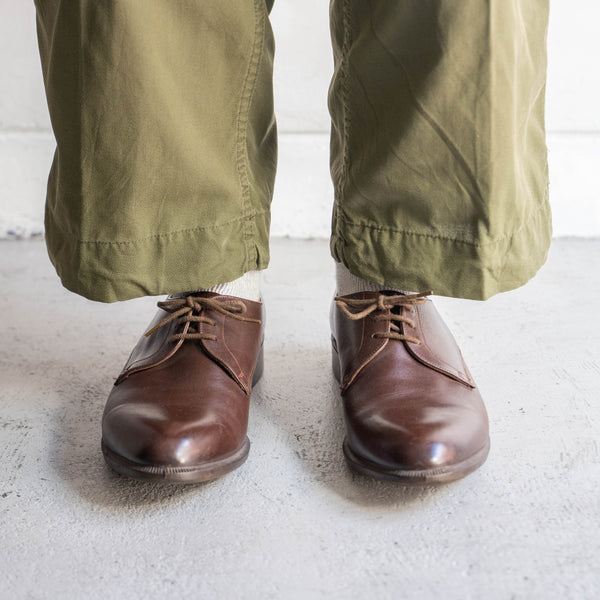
[0,238,599,599]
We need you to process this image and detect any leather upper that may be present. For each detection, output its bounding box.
[102,293,264,468]
[116,293,263,393]
[331,291,489,473]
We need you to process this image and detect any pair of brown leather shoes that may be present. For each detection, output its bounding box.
[102,291,489,484]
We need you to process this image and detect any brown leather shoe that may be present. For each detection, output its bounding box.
[331,291,490,484]
[101,292,264,483]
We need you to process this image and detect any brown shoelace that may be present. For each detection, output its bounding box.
[334,291,432,345]
[145,295,260,343]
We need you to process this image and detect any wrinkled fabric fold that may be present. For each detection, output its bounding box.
[34,0,277,302]
[328,0,551,299]
[35,0,551,303]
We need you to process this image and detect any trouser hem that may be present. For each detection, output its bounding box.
[331,197,552,301]
[45,212,270,303]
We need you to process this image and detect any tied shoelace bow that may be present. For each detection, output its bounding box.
[334,290,432,345]
[144,295,260,343]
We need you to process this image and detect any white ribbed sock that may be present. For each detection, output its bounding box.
[194,270,262,302]
[335,262,412,296]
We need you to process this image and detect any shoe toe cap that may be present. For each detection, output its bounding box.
[345,401,489,473]
[102,403,243,468]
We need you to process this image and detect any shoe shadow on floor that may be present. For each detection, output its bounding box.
[49,365,220,510]
[49,345,450,510]
[252,343,447,508]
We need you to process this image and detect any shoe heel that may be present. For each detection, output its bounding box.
[252,345,264,387]
[331,338,341,383]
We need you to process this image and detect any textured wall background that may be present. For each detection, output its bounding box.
[1,0,599,238]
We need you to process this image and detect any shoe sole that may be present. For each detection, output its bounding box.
[332,341,490,484]
[342,437,490,484]
[101,436,251,484]
[101,346,263,484]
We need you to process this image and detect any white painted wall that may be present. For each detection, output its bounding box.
[1,0,599,238]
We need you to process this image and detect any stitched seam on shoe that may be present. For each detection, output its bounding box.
[342,291,365,388]
[343,298,389,390]
[342,293,390,390]
[122,319,188,376]
[412,305,469,381]
[357,308,366,356]
[402,307,475,388]
[343,339,388,391]
[220,317,247,388]
[336,193,550,248]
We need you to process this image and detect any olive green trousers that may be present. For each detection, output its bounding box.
[34,0,551,303]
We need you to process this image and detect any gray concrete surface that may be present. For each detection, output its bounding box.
[0,238,599,599]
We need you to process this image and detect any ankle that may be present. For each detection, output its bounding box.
[193,270,262,302]
[335,262,412,296]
